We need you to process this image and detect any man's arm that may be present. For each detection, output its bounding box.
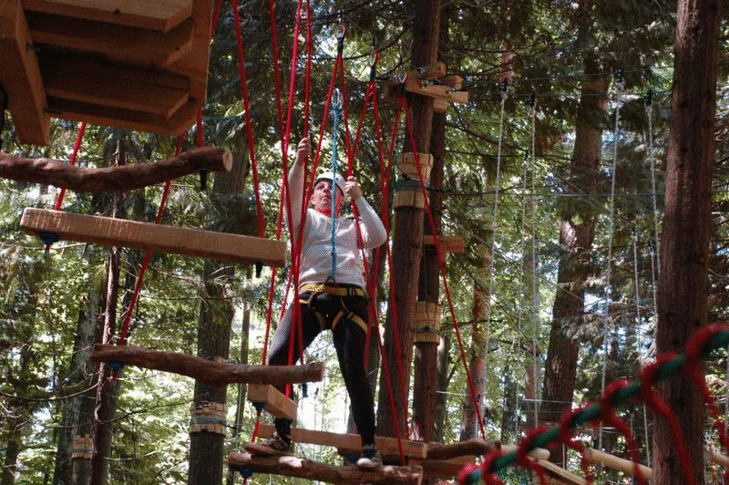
[285,137,310,236]
[345,176,387,249]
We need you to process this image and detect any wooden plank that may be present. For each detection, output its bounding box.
[412,63,446,80]
[165,0,213,107]
[423,235,464,254]
[23,0,193,32]
[0,0,50,145]
[45,96,198,137]
[228,452,423,484]
[538,459,587,485]
[247,385,297,420]
[19,208,287,267]
[403,76,468,104]
[257,423,429,460]
[40,53,189,117]
[420,455,474,479]
[27,12,195,68]
[583,448,651,481]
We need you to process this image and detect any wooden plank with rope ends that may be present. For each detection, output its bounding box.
[92,345,324,386]
[0,146,232,192]
[20,208,287,266]
[228,452,423,484]
[256,423,428,459]
[0,0,50,146]
[247,385,297,420]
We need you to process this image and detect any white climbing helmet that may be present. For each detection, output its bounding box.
[314,170,347,199]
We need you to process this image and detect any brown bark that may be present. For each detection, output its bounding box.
[654,0,719,483]
[227,453,423,484]
[188,145,248,485]
[378,0,440,440]
[540,67,609,456]
[0,146,232,192]
[92,344,324,385]
[1,440,18,485]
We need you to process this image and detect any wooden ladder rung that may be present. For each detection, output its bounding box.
[247,385,297,420]
[20,208,286,266]
[257,423,428,460]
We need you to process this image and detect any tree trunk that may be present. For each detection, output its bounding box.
[226,303,250,485]
[540,65,609,462]
[412,4,451,456]
[654,1,719,483]
[188,144,248,485]
[89,138,127,485]
[1,439,18,485]
[377,0,440,441]
[460,253,488,442]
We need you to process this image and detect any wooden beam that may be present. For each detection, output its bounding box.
[92,345,324,386]
[423,439,549,461]
[413,63,446,80]
[423,235,464,254]
[583,448,651,481]
[0,0,49,145]
[27,12,195,68]
[537,459,587,485]
[0,146,231,191]
[45,96,198,137]
[247,385,297,420]
[419,455,475,479]
[23,0,193,32]
[257,424,428,460]
[403,76,469,104]
[228,452,423,485]
[20,208,287,267]
[39,53,189,117]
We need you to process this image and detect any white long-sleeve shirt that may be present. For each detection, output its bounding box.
[286,162,387,288]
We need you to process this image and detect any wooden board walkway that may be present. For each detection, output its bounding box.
[228,452,423,484]
[20,208,287,266]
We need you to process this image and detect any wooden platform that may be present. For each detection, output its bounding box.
[20,208,287,266]
[256,424,428,460]
[228,452,423,484]
[0,0,214,146]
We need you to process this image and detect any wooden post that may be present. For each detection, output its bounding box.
[378,0,441,442]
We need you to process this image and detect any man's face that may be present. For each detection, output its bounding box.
[311,179,344,215]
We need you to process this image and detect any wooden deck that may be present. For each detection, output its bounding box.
[0,0,214,145]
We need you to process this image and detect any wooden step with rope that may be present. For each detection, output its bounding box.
[255,423,428,461]
[247,385,297,420]
[20,207,287,267]
[228,451,423,484]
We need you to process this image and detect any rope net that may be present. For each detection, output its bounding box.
[458,323,729,485]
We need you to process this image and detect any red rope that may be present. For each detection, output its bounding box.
[230,0,265,238]
[118,134,185,348]
[515,426,550,485]
[558,405,594,483]
[53,122,87,211]
[640,354,696,485]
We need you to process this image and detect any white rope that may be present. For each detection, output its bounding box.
[529,95,540,427]
[632,228,651,463]
[646,96,661,275]
[483,81,508,419]
[599,72,623,450]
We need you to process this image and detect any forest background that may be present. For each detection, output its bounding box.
[1,0,729,484]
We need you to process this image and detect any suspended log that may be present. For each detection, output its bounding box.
[92,345,324,386]
[0,147,232,191]
[20,208,286,266]
[228,452,423,485]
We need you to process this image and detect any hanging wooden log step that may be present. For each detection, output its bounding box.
[537,459,587,485]
[0,147,231,192]
[19,208,287,266]
[92,345,324,386]
[256,424,428,460]
[227,452,423,485]
[247,385,297,420]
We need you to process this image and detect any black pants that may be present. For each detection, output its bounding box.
[268,285,376,446]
